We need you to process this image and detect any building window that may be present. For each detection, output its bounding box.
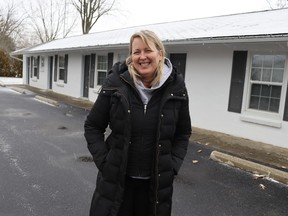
[33,56,39,78]
[58,55,65,81]
[97,55,108,85]
[248,54,285,113]
[54,54,68,84]
[229,51,288,126]
[33,56,38,77]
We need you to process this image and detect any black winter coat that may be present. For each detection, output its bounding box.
[84,61,192,216]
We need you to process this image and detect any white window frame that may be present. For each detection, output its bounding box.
[241,52,288,128]
[58,55,65,82]
[32,56,39,79]
[96,55,108,86]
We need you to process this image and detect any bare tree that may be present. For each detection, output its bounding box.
[72,0,116,34]
[26,0,78,43]
[265,0,288,9]
[0,2,23,77]
[0,1,25,51]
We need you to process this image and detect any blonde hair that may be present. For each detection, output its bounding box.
[126,30,166,86]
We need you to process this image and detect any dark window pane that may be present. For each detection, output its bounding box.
[251,68,261,80]
[249,96,259,109]
[272,69,284,82]
[271,86,281,99]
[249,54,286,114]
[263,55,273,68]
[249,84,281,113]
[251,84,261,96]
[261,85,271,97]
[262,69,272,81]
[33,57,38,66]
[97,56,108,70]
[97,71,107,85]
[274,55,285,68]
[269,98,280,112]
[259,97,269,111]
[252,55,263,67]
[34,68,38,76]
[59,69,65,80]
[59,56,65,67]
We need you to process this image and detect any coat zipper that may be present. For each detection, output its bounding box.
[144,104,147,114]
[120,73,185,214]
[120,75,148,115]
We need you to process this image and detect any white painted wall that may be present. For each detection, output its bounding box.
[88,87,100,102]
[22,57,28,85]
[23,56,48,89]
[32,57,48,89]
[52,53,83,98]
[185,43,288,148]
[23,53,84,98]
[186,45,233,129]
[21,42,288,149]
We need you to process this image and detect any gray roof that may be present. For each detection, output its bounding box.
[14,8,288,54]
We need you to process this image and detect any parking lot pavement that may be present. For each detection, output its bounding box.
[1,85,288,216]
[8,84,287,184]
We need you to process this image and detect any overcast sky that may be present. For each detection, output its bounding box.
[0,0,277,37]
[91,0,271,32]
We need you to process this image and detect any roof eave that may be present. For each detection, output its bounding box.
[21,43,130,55]
[16,33,288,55]
[164,34,288,45]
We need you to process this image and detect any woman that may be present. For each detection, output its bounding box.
[84,30,191,216]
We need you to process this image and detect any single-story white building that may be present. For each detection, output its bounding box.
[12,8,288,149]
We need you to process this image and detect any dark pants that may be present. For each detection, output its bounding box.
[118,176,150,216]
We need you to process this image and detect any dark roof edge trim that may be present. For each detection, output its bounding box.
[164,34,288,45]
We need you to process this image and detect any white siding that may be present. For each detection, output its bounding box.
[185,43,288,148]
[22,57,28,85]
[52,53,83,98]
[20,42,288,149]
[28,56,49,89]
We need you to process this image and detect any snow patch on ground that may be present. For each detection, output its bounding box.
[0,77,23,86]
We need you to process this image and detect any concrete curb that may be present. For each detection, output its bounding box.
[35,95,59,106]
[210,151,288,185]
[11,87,26,94]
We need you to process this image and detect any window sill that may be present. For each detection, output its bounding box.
[31,78,38,82]
[240,111,282,128]
[56,82,65,87]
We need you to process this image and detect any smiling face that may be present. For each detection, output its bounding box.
[131,37,163,82]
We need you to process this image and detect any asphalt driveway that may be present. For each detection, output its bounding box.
[0,86,287,216]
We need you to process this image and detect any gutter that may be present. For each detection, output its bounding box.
[16,43,130,55]
[14,33,288,55]
[163,34,288,45]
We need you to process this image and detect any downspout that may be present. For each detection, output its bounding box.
[9,53,23,62]
[9,53,24,80]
